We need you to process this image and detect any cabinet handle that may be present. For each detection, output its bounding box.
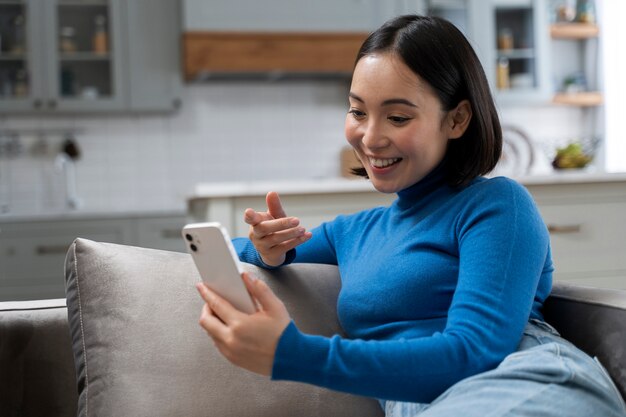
[36,244,70,255]
[547,224,581,234]
[33,99,43,109]
[47,99,57,109]
[161,229,182,239]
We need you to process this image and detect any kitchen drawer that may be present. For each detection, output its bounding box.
[0,219,133,301]
[135,215,188,253]
[537,200,626,281]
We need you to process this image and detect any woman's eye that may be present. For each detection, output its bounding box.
[348,109,366,119]
[388,116,411,124]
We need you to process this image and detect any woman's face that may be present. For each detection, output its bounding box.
[345,53,455,194]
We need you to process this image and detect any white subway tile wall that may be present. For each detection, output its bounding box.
[0,80,586,216]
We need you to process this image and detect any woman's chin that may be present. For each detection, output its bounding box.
[369,178,403,194]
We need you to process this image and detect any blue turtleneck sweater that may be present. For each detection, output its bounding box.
[233,166,553,403]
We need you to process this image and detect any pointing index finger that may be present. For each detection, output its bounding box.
[266,192,287,219]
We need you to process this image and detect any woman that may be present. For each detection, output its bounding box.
[196,15,626,416]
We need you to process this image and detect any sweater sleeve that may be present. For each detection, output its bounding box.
[271,179,551,402]
[232,221,339,268]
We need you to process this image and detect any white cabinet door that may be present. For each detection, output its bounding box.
[526,180,626,289]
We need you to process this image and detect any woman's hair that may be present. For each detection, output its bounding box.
[351,15,502,187]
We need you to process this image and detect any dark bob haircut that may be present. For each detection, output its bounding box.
[351,15,502,187]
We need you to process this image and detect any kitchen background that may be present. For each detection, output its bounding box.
[1,0,625,300]
[0,0,621,216]
[0,81,597,215]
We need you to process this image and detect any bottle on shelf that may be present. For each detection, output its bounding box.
[11,14,25,54]
[13,69,28,97]
[92,15,108,54]
[496,57,510,90]
[498,28,514,51]
[575,0,596,24]
[59,26,77,53]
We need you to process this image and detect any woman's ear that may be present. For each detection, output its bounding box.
[447,100,472,139]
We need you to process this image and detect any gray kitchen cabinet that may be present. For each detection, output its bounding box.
[425,0,551,104]
[0,212,187,301]
[124,0,182,112]
[0,0,181,114]
[0,217,134,301]
[135,215,188,253]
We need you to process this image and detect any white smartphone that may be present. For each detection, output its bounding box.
[182,222,257,314]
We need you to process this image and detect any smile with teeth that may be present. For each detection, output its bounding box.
[369,157,402,168]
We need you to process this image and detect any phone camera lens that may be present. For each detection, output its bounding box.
[185,233,193,241]
[190,243,197,252]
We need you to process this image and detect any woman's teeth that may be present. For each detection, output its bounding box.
[369,157,401,168]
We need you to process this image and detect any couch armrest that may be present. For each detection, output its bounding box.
[544,281,626,400]
[0,299,77,417]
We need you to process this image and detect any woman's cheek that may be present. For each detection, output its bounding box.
[344,118,359,147]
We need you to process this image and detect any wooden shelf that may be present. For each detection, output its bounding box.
[550,23,599,39]
[183,32,368,81]
[552,92,603,106]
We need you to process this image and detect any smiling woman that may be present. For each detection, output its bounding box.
[345,54,472,193]
[196,14,626,417]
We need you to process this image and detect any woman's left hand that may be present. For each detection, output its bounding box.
[196,272,291,376]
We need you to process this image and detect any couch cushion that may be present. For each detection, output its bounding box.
[0,299,77,417]
[64,238,383,417]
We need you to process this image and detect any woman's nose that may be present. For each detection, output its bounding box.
[361,122,389,150]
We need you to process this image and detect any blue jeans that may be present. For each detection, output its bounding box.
[381,320,626,416]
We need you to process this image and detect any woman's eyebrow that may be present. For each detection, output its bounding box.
[348,92,365,103]
[348,92,417,108]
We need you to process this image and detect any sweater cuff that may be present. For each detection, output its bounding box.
[232,238,296,270]
[271,321,331,383]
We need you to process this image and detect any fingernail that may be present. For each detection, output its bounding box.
[290,218,299,227]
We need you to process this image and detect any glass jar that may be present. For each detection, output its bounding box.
[59,26,77,53]
[11,14,25,54]
[496,58,510,90]
[92,15,108,54]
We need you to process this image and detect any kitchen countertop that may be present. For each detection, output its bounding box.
[190,171,626,199]
[4,171,626,223]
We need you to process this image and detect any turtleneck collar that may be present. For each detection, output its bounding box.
[395,161,448,210]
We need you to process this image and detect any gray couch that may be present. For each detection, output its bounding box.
[1,238,625,417]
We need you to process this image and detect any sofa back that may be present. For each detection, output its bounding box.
[2,239,626,416]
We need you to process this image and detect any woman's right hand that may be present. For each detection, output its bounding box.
[244,191,312,267]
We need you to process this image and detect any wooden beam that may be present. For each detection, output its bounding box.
[183,32,368,81]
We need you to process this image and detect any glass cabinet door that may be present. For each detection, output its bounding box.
[0,0,44,111]
[494,5,537,92]
[44,0,125,111]
[471,0,550,104]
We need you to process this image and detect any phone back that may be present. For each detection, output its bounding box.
[182,223,256,314]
